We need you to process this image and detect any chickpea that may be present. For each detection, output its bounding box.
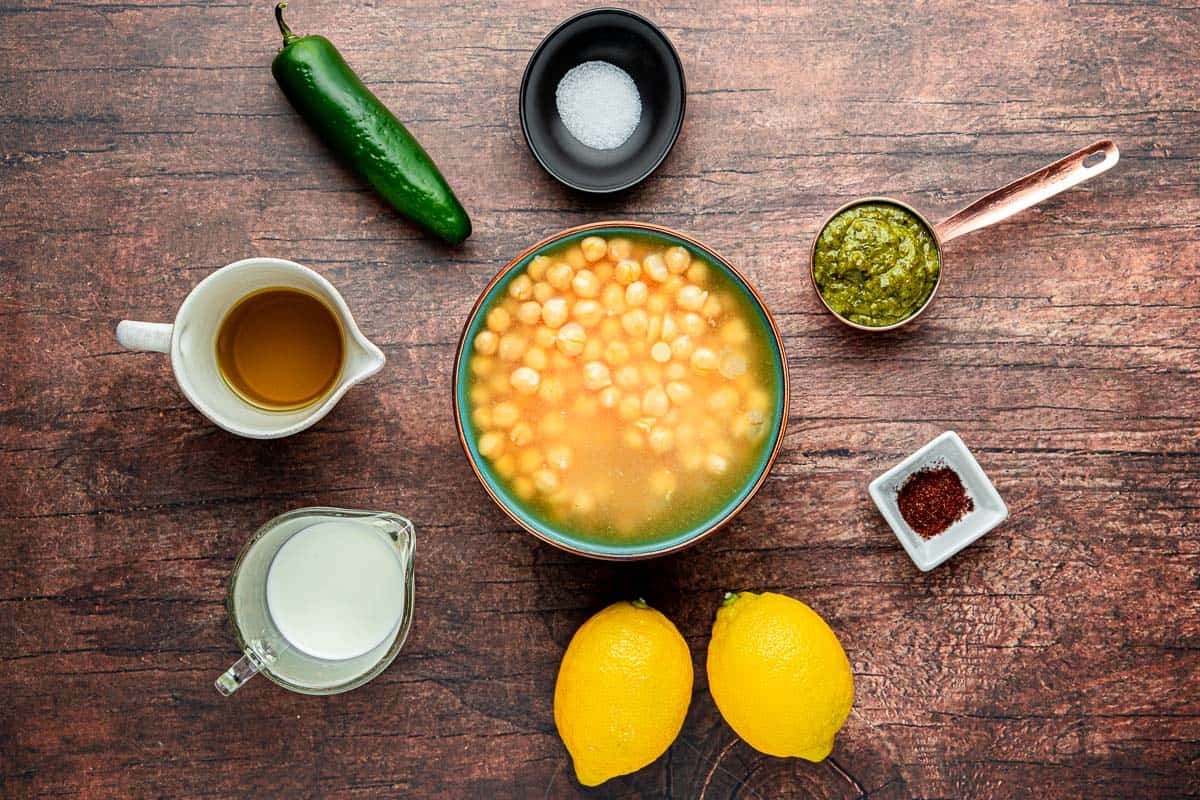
[528,255,552,281]
[468,385,490,405]
[643,253,669,282]
[508,273,533,301]
[538,376,565,403]
[621,308,648,337]
[516,448,543,474]
[546,443,571,470]
[582,338,604,361]
[486,307,511,333]
[572,299,604,328]
[497,333,527,362]
[677,284,709,311]
[471,407,492,429]
[680,447,705,472]
[593,260,614,284]
[488,372,510,394]
[494,453,516,480]
[682,312,706,337]
[604,340,631,366]
[510,421,533,447]
[622,427,645,451]
[671,335,695,360]
[643,386,670,417]
[719,351,748,379]
[647,293,668,314]
[691,347,718,372]
[540,412,567,438]
[572,269,600,298]
[514,300,540,326]
[510,366,540,395]
[533,281,554,303]
[608,237,632,261]
[583,361,612,390]
[648,426,675,454]
[665,381,692,405]
[581,236,608,262]
[512,475,535,501]
[533,468,560,494]
[705,453,730,476]
[686,260,709,285]
[702,294,722,319]
[625,281,648,307]
[600,317,622,340]
[665,362,688,381]
[573,394,599,417]
[746,387,771,412]
[661,314,678,340]
[615,259,641,285]
[547,262,574,291]
[470,357,494,377]
[474,330,499,355]
[599,385,622,409]
[550,351,572,372]
[556,322,587,356]
[616,364,641,390]
[492,401,520,428]
[541,297,569,328]
[663,275,685,295]
[709,385,739,413]
[601,283,626,314]
[571,490,597,516]
[650,467,677,497]
[523,347,548,371]
[664,245,691,274]
[564,246,586,270]
[618,394,642,421]
[534,325,557,349]
[651,341,672,363]
[478,430,505,458]
[720,318,750,345]
[645,314,662,343]
[733,409,767,441]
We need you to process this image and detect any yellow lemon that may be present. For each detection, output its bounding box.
[706,591,853,760]
[554,600,693,786]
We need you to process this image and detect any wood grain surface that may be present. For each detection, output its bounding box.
[2,0,1198,797]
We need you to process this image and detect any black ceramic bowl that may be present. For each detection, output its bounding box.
[519,8,686,194]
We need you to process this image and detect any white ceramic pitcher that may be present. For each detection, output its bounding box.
[116,257,385,439]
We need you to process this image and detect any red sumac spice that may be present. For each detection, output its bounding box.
[897,465,973,538]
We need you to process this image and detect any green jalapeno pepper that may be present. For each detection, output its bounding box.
[271,3,471,244]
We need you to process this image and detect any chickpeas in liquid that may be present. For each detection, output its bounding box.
[467,235,779,544]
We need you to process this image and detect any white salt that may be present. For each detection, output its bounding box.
[555,61,642,151]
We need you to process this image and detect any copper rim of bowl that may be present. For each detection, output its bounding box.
[808,196,944,332]
[452,221,791,561]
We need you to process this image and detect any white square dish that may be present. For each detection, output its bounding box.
[868,431,1008,572]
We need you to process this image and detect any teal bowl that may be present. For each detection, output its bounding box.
[453,222,789,560]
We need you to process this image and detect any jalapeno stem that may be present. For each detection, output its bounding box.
[275,2,299,46]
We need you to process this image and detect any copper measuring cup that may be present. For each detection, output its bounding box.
[809,139,1120,331]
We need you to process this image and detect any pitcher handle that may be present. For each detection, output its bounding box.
[116,320,173,354]
[215,640,277,696]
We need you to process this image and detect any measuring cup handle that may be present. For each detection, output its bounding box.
[116,320,173,354]
[934,140,1119,244]
[215,641,276,696]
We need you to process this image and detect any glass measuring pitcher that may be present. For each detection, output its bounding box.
[216,507,416,696]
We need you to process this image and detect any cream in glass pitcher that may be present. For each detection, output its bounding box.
[216,507,416,696]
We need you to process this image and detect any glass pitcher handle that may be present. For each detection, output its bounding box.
[215,640,276,696]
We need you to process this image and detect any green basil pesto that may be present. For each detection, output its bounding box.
[813,202,940,327]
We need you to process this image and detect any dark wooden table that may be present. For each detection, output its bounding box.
[3,1,1198,797]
